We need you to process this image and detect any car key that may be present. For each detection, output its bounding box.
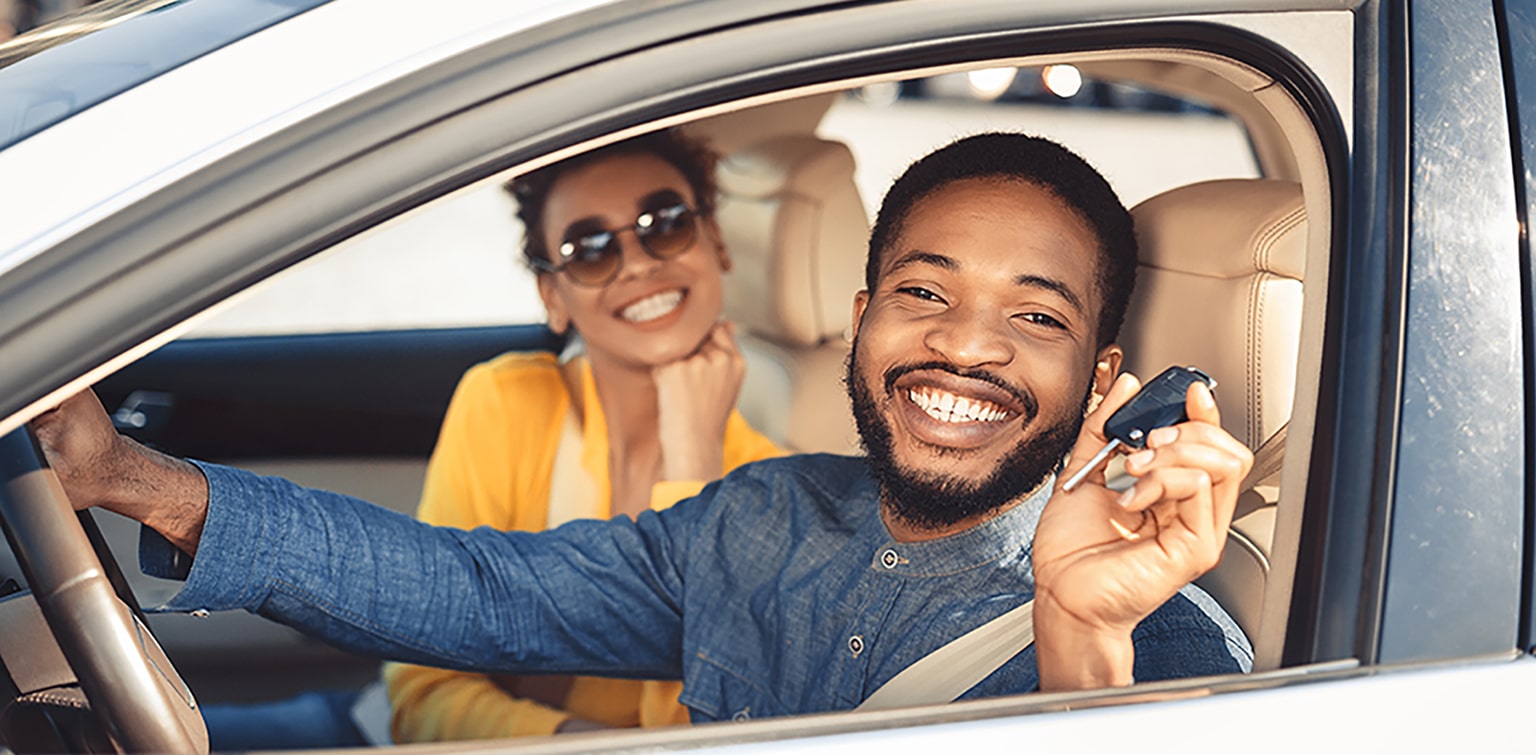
[1060,365,1217,492]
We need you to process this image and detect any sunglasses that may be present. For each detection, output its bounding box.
[533,200,702,286]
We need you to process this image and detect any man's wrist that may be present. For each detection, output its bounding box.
[1033,591,1135,692]
[101,440,209,556]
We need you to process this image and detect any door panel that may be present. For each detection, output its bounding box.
[90,324,562,703]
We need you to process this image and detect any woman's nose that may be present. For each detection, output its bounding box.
[612,228,663,281]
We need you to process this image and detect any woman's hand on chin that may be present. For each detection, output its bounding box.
[653,321,745,480]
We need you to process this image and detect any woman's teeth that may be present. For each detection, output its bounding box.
[908,388,1008,424]
[622,290,684,322]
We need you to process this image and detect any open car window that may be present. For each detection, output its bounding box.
[79,22,1340,742]
[188,71,1257,339]
[45,1,1536,751]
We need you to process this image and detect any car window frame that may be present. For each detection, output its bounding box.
[0,0,1381,732]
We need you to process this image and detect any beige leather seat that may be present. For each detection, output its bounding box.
[710,135,868,455]
[1120,178,1306,644]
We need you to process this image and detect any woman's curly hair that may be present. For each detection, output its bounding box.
[507,128,720,272]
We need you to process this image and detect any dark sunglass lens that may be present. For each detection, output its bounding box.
[562,231,622,284]
[638,206,697,258]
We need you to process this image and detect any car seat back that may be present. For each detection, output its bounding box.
[709,135,868,454]
[1122,178,1307,643]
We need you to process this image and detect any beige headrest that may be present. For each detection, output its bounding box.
[1133,179,1307,281]
[715,136,870,348]
[1123,179,1306,451]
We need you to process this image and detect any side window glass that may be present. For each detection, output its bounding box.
[822,66,1258,219]
[187,183,542,338]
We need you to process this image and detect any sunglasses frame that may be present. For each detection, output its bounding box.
[531,201,704,287]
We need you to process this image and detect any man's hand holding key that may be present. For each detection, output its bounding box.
[1031,371,1254,692]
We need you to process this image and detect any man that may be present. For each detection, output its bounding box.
[32,133,1252,720]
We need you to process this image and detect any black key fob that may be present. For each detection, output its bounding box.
[1061,365,1216,491]
[1104,365,1216,449]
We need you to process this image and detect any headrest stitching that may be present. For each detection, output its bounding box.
[1247,272,1269,450]
[1251,204,1307,276]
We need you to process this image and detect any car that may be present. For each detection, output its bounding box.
[0,0,1533,752]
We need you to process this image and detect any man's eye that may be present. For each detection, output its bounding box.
[896,286,944,303]
[1018,312,1066,329]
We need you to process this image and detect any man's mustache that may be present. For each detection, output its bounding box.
[881,361,1039,423]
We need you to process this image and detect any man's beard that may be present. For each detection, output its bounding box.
[845,348,1090,532]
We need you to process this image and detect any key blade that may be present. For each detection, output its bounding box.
[1061,438,1123,492]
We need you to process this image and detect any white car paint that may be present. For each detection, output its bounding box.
[0,0,616,279]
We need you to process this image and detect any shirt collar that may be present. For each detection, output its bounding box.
[866,476,1054,578]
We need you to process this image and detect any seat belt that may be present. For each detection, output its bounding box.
[856,423,1289,711]
[855,598,1035,711]
[1242,422,1287,490]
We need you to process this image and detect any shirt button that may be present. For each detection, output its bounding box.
[848,634,865,657]
[732,707,751,722]
[880,549,899,569]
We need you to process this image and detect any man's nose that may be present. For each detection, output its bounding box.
[923,304,1015,367]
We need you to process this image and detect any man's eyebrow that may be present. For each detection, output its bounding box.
[1014,273,1085,314]
[886,250,958,274]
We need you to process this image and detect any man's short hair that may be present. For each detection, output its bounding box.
[865,133,1137,347]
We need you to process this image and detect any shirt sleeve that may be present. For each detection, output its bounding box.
[1130,591,1254,682]
[149,460,694,679]
[388,361,575,740]
[414,361,531,531]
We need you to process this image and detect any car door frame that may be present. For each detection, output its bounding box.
[8,0,1533,745]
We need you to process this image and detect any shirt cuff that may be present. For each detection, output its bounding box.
[140,460,274,614]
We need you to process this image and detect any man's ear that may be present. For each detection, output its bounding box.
[850,290,870,339]
[1085,344,1124,415]
[537,273,570,335]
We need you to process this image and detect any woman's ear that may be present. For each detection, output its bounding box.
[704,217,731,272]
[537,273,570,335]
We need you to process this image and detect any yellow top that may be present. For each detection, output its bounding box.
[383,351,783,742]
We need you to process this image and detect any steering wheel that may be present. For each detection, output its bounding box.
[0,427,206,753]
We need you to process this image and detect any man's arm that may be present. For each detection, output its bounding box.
[28,389,692,678]
[30,390,209,555]
[1031,374,1252,692]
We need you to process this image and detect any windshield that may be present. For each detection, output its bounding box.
[0,0,332,153]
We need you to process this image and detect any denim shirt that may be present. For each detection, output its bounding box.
[144,454,1252,723]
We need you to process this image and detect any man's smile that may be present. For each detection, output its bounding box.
[906,386,1010,423]
[888,367,1033,450]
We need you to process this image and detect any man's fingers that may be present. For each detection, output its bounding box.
[1122,439,1248,489]
[1116,467,1224,575]
[1183,383,1220,425]
[1063,372,1140,470]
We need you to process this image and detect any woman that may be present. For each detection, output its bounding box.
[383,128,783,741]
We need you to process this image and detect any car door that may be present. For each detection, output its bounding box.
[4,0,1536,750]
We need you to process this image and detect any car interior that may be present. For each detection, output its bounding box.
[1,29,1343,750]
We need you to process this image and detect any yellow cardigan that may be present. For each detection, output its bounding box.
[383,352,782,742]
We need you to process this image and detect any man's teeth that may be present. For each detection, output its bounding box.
[907,388,1008,423]
[622,290,683,322]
